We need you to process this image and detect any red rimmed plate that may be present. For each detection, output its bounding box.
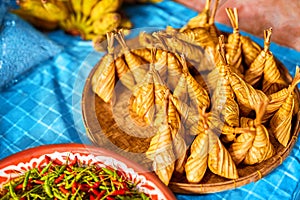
[0,143,176,200]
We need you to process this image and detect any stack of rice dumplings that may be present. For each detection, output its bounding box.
[90,3,299,186]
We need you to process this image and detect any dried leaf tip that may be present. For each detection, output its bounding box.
[208,0,219,25]
[204,0,212,11]
[226,7,239,33]
[263,27,272,52]
[115,29,129,51]
[288,66,300,93]
[106,32,115,54]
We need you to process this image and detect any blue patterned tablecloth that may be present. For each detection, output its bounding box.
[1,1,300,199]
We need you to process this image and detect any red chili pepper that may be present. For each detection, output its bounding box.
[72,181,78,194]
[20,197,26,200]
[54,174,65,184]
[66,166,73,172]
[106,197,115,200]
[14,183,23,190]
[96,190,106,199]
[89,194,95,200]
[33,180,44,185]
[52,158,63,165]
[68,156,78,167]
[78,183,89,193]
[59,185,69,195]
[116,170,124,177]
[110,188,127,196]
[90,188,100,196]
[38,165,42,173]
[45,155,51,164]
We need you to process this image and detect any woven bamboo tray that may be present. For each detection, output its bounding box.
[81,37,300,194]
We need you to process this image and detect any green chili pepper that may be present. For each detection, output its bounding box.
[20,185,42,198]
[70,187,80,200]
[53,188,66,200]
[88,170,100,182]
[40,161,53,176]
[22,170,31,191]
[43,176,53,198]
[65,176,76,189]
[102,167,115,176]
[8,181,19,200]
[57,164,67,175]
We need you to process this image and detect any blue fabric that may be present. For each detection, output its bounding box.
[0,5,62,89]
[1,1,300,199]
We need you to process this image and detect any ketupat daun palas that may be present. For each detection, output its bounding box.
[89,5,300,186]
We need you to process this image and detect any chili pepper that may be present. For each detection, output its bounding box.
[29,193,44,199]
[90,194,96,200]
[40,161,53,176]
[9,181,19,200]
[54,173,65,184]
[96,190,106,199]
[22,170,31,191]
[72,181,78,194]
[53,188,66,200]
[59,185,69,195]
[90,188,100,196]
[99,185,110,191]
[70,187,80,200]
[52,158,63,165]
[43,176,53,198]
[33,179,44,185]
[57,165,67,175]
[110,188,127,196]
[88,170,100,182]
[20,185,42,198]
[65,177,76,189]
[110,179,116,191]
[45,155,52,164]
[141,193,150,200]
[102,167,115,176]
[68,156,78,167]
[74,166,90,181]
[65,173,75,181]
[14,183,23,190]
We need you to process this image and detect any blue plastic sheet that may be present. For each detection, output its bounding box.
[1,1,300,199]
[0,3,62,89]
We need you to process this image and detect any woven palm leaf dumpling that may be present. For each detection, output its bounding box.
[88,4,300,188]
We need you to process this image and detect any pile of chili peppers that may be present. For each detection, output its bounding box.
[0,155,150,199]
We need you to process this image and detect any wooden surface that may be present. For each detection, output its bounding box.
[175,0,300,51]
